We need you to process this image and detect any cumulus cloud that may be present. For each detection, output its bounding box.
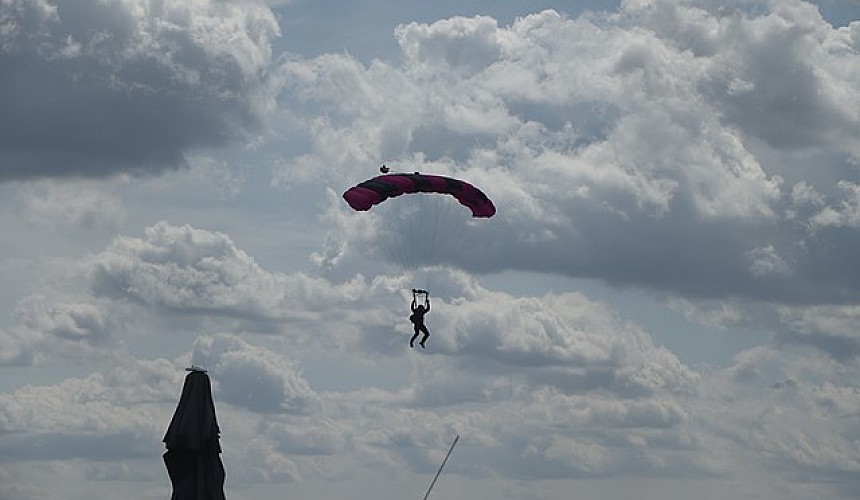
[276,1,860,306]
[5,2,860,499]
[191,333,320,414]
[697,346,860,493]
[0,0,280,181]
[0,358,179,461]
[4,339,858,496]
[87,221,356,321]
[406,287,701,399]
[0,218,705,482]
[0,216,858,497]
[811,180,860,228]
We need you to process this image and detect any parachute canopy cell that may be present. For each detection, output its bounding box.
[342,173,496,217]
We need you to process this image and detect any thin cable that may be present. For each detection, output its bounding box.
[422,434,460,500]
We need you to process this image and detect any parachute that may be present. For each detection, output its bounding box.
[342,173,496,218]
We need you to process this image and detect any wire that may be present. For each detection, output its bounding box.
[422,434,460,500]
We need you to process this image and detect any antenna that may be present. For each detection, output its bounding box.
[422,434,459,500]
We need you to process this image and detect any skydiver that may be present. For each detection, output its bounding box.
[380,164,390,174]
[409,289,431,348]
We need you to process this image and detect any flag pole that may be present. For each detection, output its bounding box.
[422,434,459,500]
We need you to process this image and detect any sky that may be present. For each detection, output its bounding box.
[1,0,860,499]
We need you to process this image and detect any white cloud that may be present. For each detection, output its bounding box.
[0,358,178,461]
[276,2,860,304]
[87,221,352,321]
[811,180,860,228]
[0,215,859,497]
[666,297,745,329]
[191,333,320,414]
[745,245,792,277]
[4,1,860,499]
[697,346,860,491]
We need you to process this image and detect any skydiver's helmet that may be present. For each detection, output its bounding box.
[380,165,390,173]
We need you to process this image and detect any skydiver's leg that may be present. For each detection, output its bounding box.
[410,325,420,348]
[419,325,429,348]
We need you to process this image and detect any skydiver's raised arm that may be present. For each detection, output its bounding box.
[411,295,417,312]
[424,297,430,312]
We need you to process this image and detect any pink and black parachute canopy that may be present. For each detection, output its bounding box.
[342,173,496,217]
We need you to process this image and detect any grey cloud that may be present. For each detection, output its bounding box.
[0,0,280,181]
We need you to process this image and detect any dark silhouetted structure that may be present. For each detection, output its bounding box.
[163,367,226,500]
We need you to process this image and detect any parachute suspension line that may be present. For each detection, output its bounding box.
[422,434,460,500]
[406,195,472,293]
[428,194,476,270]
[393,205,414,273]
[426,195,446,262]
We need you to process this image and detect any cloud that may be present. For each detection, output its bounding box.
[745,245,792,277]
[0,465,62,500]
[84,222,448,340]
[0,210,857,496]
[87,221,351,322]
[775,303,860,359]
[191,333,320,414]
[697,346,860,492]
[0,218,707,483]
[405,287,701,399]
[0,0,280,181]
[17,178,126,229]
[5,338,857,495]
[276,2,860,307]
[0,217,858,497]
[0,358,178,461]
[0,326,42,366]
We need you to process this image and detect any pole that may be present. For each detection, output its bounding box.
[422,434,459,500]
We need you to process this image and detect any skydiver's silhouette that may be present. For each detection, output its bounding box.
[410,290,430,348]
